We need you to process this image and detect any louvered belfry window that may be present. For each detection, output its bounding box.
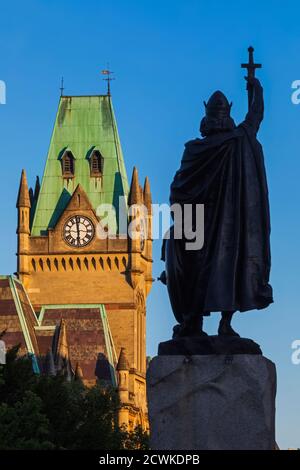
[62,151,74,177]
[90,150,103,177]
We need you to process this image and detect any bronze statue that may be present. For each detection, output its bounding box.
[161,47,273,339]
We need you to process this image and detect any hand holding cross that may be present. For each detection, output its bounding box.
[241,46,262,109]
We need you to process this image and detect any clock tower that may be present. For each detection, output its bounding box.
[14,91,153,429]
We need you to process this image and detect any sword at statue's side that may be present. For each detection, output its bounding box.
[241,46,262,110]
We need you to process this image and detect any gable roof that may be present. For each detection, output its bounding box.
[0,276,118,384]
[31,95,129,236]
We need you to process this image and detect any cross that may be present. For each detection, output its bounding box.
[60,77,64,97]
[241,46,262,108]
[101,68,115,96]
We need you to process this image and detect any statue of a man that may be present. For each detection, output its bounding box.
[162,76,273,338]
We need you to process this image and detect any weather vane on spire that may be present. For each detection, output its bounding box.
[102,67,115,96]
[60,77,64,97]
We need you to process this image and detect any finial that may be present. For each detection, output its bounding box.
[16,169,31,208]
[101,66,115,96]
[60,77,64,97]
[129,167,141,205]
[34,175,40,200]
[143,176,152,213]
[117,347,129,371]
[74,362,84,381]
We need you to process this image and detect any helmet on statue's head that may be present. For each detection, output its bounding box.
[200,90,236,137]
[205,91,232,118]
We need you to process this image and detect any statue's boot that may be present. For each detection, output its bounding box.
[218,311,240,337]
[173,315,208,338]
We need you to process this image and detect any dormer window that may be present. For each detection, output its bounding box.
[90,150,104,177]
[61,151,75,178]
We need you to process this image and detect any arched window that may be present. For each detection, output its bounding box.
[90,150,104,177]
[61,151,75,177]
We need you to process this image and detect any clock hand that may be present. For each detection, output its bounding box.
[75,216,81,245]
[71,229,87,235]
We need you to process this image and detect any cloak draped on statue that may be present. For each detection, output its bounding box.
[164,81,273,323]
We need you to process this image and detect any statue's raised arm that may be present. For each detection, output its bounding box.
[242,77,264,134]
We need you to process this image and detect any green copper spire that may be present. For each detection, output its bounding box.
[31,95,129,236]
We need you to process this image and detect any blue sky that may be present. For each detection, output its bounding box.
[0,0,300,449]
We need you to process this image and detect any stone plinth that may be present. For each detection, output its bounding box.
[158,335,262,356]
[147,355,276,450]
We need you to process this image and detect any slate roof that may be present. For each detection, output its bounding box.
[38,304,117,385]
[0,276,117,385]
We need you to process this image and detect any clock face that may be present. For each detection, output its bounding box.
[63,215,94,247]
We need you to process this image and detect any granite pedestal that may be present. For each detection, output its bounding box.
[147,347,276,450]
